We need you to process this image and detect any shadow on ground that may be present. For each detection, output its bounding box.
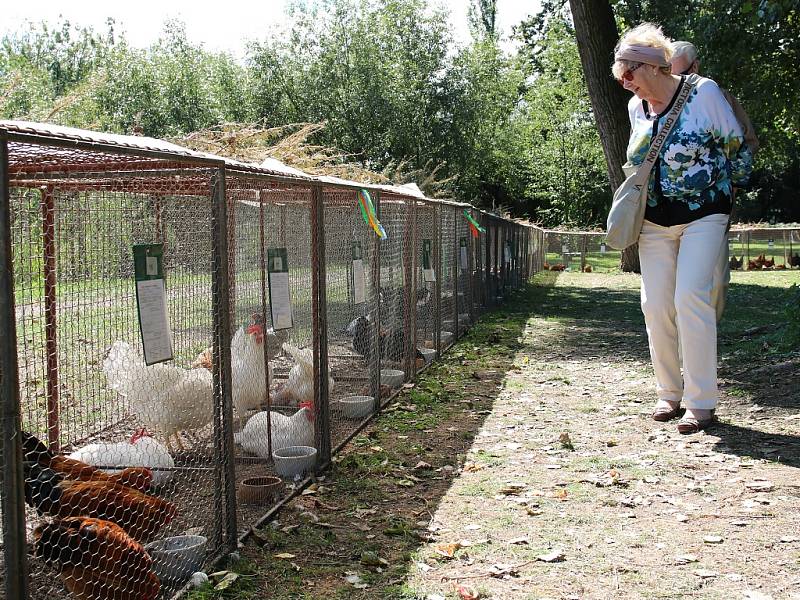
[210,283,535,599]
[209,272,799,599]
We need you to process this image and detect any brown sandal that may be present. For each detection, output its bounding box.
[677,410,716,434]
[651,401,683,422]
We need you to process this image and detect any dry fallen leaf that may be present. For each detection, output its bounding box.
[488,562,520,577]
[693,569,718,578]
[745,480,774,492]
[499,483,527,496]
[214,572,239,591]
[435,541,462,559]
[508,537,529,545]
[463,462,485,472]
[273,553,296,559]
[537,550,566,563]
[360,551,389,567]
[703,535,724,544]
[675,554,699,565]
[456,584,481,599]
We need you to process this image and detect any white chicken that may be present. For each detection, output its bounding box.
[233,403,314,457]
[231,314,274,428]
[67,429,175,488]
[102,341,213,452]
[272,343,334,406]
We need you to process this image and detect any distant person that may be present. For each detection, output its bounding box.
[611,23,753,433]
[671,42,759,154]
[671,40,759,321]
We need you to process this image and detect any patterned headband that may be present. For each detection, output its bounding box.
[615,44,669,68]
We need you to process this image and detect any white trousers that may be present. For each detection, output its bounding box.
[638,214,729,410]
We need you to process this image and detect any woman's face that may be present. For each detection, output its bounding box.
[619,62,655,99]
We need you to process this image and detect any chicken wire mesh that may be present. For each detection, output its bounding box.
[413,201,437,370]
[321,188,381,451]
[2,132,234,600]
[727,227,800,270]
[220,175,322,530]
[377,195,416,388]
[543,231,622,273]
[455,208,473,330]
[0,123,545,600]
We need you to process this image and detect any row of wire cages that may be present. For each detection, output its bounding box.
[725,227,800,270]
[543,227,800,274]
[0,121,541,600]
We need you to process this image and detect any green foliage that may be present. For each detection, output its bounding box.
[1,1,798,225]
[515,15,611,226]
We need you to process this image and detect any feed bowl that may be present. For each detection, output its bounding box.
[145,535,207,585]
[418,347,436,364]
[440,331,454,345]
[272,445,317,478]
[380,369,405,388]
[237,475,283,505]
[336,395,375,420]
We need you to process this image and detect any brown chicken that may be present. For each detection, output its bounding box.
[549,263,567,272]
[729,255,744,270]
[22,431,152,492]
[24,462,176,541]
[582,264,593,273]
[790,253,800,268]
[34,517,160,600]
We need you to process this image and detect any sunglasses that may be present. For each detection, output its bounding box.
[618,62,644,83]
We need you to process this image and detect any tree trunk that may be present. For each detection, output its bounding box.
[568,0,640,272]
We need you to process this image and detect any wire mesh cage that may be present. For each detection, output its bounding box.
[374,194,415,390]
[728,227,800,270]
[322,187,381,449]
[455,207,473,332]
[2,127,236,600]
[439,205,457,349]
[414,200,437,372]
[543,231,621,273]
[0,121,546,600]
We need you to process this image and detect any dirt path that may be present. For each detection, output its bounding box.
[204,270,800,600]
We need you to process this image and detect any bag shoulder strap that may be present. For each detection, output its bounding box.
[633,77,696,185]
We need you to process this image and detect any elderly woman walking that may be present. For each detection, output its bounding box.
[611,24,752,433]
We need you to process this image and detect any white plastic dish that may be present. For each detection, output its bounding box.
[272,445,317,478]
[337,395,375,419]
[440,331,454,345]
[418,347,436,364]
[145,535,207,584]
[380,369,405,388]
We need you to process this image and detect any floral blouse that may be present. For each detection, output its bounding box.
[626,75,753,226]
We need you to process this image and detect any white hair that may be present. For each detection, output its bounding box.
[611,23,674,79]
[671,41,698,63]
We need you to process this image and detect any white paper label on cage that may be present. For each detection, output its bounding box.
[562,244,568,253]
[504,246,511,263]
[423,268,436,283]
[136,279,173,365]
[768,239,774,248]
[353,259,366,304]
[273,256,284,271]
[460,246,468,271]
[269,271,293,330]
[146,256,158,276]
[600,244,607,254]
